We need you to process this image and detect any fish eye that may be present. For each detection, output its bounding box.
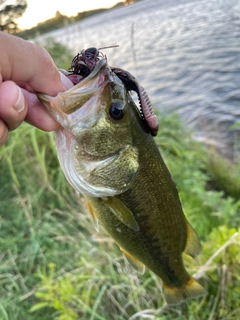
[109,101,124,120]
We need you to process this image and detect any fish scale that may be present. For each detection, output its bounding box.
[38,57,207,305]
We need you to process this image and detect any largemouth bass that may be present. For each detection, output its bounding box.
[38,56,207,305]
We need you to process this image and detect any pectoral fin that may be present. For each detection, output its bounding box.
[101,197,139,231]
[85,200,99,232]
[184,219,202,258]
[120,247,145,274]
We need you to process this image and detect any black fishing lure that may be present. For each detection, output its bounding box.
[68,47,159,136]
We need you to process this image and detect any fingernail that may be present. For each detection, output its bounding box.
[59,71,74,90]
[13,86,25,112]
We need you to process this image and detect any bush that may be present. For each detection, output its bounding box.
[0,42,239,320]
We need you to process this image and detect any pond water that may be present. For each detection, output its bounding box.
[37,0,240,159]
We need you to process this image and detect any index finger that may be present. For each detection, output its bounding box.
[0,32,66,96]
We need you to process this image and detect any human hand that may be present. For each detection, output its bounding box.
[0,31,73,146]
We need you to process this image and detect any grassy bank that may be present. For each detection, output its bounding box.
[0,115,239,320]
[0,41,240,319]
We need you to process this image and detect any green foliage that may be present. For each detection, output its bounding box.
[0,113,239,319]
[156,115,240,238]
[35,37,74,70]
[0,125,92,320]
[207,152,240,199]
[0,43,240,319]
[0,0,27,33]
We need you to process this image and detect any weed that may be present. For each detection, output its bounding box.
[0,40,239,320]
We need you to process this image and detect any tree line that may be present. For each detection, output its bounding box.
[0,0,27,34]
[0,0,125,40]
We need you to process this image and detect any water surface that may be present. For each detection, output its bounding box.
[37,0,240,158]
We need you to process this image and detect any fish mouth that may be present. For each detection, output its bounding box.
[37,59,111,128]
[69,58,108,87]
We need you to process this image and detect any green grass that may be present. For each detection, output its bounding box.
[0,114,239,320]
[0,40,240,319]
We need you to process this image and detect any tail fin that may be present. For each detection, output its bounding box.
[163,277,207,306]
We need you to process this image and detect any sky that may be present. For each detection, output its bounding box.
[16,0,123,30]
